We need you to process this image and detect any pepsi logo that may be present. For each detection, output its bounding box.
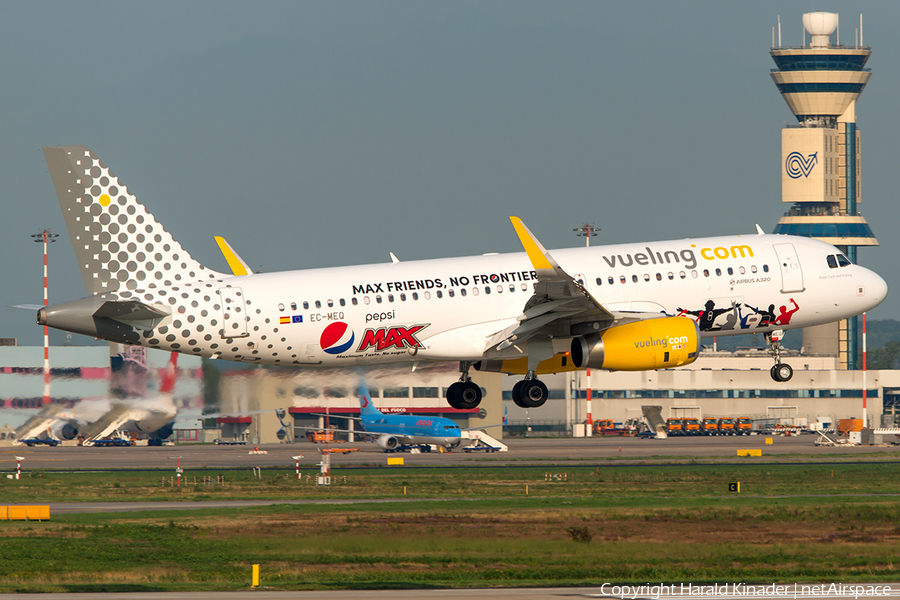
[320,322,355,355]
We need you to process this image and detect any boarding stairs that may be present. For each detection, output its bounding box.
[814,431,851,446]
[81,405,135,446]
[873,428,900,436]
[460,429,508,452]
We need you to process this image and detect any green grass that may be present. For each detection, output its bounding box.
[4,462,900,502]
[2,463,900,591]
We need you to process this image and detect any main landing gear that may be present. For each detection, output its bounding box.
[512,373,549,409]
[766,330,793,382]
[446,362,482,410]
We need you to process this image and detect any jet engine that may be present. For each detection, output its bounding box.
[148,421,175,446]
[52,421,79,440]
[571,316,700,371]
[376,434,400,450]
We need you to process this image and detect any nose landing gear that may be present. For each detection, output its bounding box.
[767,330,793,382]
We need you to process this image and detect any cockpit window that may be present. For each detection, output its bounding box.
[826,255,838,269]
[837,254,852,267]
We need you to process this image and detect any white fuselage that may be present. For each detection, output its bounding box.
[83,233,883,367]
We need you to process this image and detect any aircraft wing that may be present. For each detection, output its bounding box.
[484,217,615,354]
[295,424,418,442]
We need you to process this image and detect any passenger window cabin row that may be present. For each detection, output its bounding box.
[595,264,770,286]
[277,282,537,312]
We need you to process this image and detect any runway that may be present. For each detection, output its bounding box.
[1,434,897,471]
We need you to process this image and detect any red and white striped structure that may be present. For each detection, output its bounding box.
[31,229,57,405]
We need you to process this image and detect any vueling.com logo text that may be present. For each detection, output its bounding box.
[692,244,754,261]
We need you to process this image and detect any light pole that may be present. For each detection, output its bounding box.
[292,455,304,480]
[168,456,184,486]
[573,224,599,434]
[573,223,599,247]
[15,456,24,480]
[32,229,58,406]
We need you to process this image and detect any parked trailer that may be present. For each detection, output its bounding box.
[18,438,59,447]
[92,438,133,447]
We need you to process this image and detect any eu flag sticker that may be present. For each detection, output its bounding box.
[292,315,303,323]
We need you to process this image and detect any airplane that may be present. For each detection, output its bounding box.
[37,145,887,412]
[13,403,79,443]
[13,351,180,446]
[77,351,180,445]
[301,387,464,451]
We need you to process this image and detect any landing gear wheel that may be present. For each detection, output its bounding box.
[455,381,482,410]
[512,380,527,408]
[513,379,549,408]
[446,381,482,410]
[446,382,462,409]
[771,363,793,382]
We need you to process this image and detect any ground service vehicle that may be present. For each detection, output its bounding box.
[592,419,630,436]
[701,418,718,435]
[683,418,701,435]
[717,418,735,435]
[666,418,683,435]
[592,419,614,435]
[736,417,753,435]
[306,430,335,444]
[92,437,133,447]
[19,438,59,447]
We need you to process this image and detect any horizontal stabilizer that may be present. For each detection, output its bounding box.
[94,300,169,331]
[12,304,44,311]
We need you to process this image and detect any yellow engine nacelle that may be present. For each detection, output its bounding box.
[570,317,700,371]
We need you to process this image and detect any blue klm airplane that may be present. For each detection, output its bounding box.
[307,388,464,451]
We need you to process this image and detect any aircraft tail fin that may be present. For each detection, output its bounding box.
[358,387,383,416]
[42,145,225,296]
[159,353,179,394]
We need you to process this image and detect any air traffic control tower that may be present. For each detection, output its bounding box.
[770,11,877,370]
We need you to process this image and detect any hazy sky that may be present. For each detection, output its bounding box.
[3,0,899,346]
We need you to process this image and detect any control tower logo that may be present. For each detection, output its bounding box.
[785,151,818,179]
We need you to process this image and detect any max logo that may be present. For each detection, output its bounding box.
[786,151,818,179]
[358,324,428,352]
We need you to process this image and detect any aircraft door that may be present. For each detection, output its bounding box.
[773,243,804,293]
[218,287,249,338]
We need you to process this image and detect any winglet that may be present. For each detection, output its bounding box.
[509,217,555,271]
[755,224,766,235]
[389,252,400,263]
[214,236,252,276]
